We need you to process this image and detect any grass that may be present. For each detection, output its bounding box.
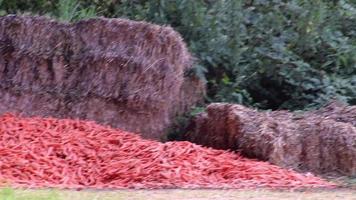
[1,188,356,200]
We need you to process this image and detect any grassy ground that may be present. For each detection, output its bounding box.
[1,188,356,200]
[1,177,355,199]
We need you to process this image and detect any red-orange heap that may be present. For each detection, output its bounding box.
[0,114,336,189]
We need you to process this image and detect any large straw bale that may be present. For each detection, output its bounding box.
[185,102,356,175]
[0,15,204,139]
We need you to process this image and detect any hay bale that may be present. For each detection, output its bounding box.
[185,103,356,176]
[312,101,356,127]
[0,15,204,139]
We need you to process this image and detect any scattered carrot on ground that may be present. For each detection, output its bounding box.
[0,113,336,189]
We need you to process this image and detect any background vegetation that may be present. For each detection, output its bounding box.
[0,0,355,111]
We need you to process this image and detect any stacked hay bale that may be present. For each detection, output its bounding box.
[185,102,356,176]
[0,15,204,139]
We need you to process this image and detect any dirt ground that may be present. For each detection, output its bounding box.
[1,189,355,200]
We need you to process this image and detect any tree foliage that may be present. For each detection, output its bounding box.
[1,0,355,110]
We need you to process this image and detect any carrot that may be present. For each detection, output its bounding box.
[0,113,336,189]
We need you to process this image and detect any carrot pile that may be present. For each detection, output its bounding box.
[0,113,335,189]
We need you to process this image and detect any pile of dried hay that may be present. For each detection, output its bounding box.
[184,102,356,176]
[0,15,204,139]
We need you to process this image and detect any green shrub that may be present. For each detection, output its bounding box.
[0,0,57,15]
[1,0,355,110]
[115,0,356,110]
[56,0,96,22]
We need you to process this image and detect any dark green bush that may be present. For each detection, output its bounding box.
[1,0,355,110]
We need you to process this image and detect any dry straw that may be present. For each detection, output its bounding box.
[0,15,204,139]
[185,101,356,176]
